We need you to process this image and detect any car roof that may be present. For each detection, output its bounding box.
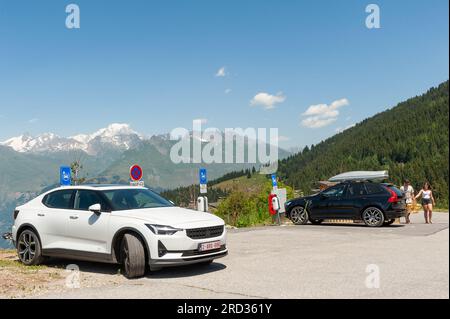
[50,184,147,191]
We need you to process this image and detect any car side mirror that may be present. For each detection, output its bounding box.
[88,203,102,214]
[320,193,329,199]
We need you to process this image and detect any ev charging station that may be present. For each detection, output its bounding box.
[197,168,208,212]
[269,174,287,225]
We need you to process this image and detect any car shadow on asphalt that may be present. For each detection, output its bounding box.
[43,258,227,278]
[311,223,405,228]
[147,262,227,279]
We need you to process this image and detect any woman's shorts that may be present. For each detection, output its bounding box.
[422,198,432,205]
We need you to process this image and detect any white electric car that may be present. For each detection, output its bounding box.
[11,185,227,278]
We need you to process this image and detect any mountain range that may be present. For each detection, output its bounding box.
[0,123,143,155]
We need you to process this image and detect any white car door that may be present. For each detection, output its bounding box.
[64,190,111,254]
[38,189,76,250]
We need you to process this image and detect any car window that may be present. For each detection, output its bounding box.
[43,190,74,209]
[322,184,346,197]
[347,183,367,196]
[74,190,110,211]
[102,188,173,211]
[388,185,403,197]
[365,183,386,195]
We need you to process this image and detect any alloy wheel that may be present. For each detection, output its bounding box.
[291,206,308,225]
[18,232,36,263]
[363,208,384,227]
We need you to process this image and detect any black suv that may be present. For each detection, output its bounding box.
[285,181,406,227]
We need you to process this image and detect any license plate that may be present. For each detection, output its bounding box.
[199,241,221,252]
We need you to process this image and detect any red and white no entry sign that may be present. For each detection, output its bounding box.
[129,164,143,181]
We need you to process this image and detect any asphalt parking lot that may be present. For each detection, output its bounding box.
[37,212,449,299]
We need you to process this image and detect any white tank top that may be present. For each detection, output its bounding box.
[422,190,431,199]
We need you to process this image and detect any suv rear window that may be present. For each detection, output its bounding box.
[387,185,403,197]
[43,190,74,209]
[364,183,386,195]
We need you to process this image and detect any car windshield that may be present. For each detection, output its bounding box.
[102,188,174,211]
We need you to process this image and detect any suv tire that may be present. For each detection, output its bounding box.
[362,207,385,227]
[121,233,146,279]
[290,206,309,225]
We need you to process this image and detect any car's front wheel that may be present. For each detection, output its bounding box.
[290,206,309,225]
[120,233,146,279]
[362,207,385,227]
[17,229,44,266]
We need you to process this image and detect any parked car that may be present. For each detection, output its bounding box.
[10,185,227,278]
[285,181,406,227]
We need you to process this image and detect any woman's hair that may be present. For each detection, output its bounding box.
[423,182,431,190]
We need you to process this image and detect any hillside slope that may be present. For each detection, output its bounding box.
[278,81,449,206]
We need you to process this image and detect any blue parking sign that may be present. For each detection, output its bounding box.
[271,174,278,188]
[199,168,207,185]
[60,166,71,186]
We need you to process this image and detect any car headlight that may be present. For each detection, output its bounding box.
[146,224,182,235]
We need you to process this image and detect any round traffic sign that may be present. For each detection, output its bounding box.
[129,164,143,181]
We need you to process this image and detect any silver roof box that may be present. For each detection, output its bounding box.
[329,171,389,182]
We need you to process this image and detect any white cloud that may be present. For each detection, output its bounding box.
[301,98,349,128]
[215,67,227,77]
[28,118,39,124]
[302,117,337,129]
[250,92,286,110]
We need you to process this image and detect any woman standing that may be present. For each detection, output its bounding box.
[415,182,436,224]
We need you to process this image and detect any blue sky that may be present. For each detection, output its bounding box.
[0,0,448,148]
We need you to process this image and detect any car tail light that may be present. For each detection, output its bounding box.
[386,188,398,203]
[13,209,19,220]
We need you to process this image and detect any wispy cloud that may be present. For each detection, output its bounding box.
[28,118,39,124]
[250,92,286,110]
[301,98,349,128]
[225,88,232,94]
[215,66,227,77]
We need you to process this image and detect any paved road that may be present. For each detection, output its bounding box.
[38,212,449,299]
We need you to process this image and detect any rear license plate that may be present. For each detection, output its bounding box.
[199,241,221,252]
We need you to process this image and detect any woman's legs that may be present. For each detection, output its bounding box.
[423,205,429,223]
[428,204,433,224]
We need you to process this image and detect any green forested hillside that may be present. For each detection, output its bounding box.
[278,81,449,207]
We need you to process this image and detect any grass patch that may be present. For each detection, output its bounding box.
[0,259,47,271]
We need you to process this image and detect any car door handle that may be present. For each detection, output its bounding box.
[69,215,79,220]
[37,213,45,217]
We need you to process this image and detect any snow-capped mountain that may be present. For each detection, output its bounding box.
[0,123,144,155]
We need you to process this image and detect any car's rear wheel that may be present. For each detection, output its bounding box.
[384,219,396,226]
[17,229,44,266]
[362,207,385,227]
[121,233,146,279]
[309,219,324,225]
[290,206,309,225]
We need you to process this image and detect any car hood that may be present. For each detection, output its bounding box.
[112,207,225,228]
